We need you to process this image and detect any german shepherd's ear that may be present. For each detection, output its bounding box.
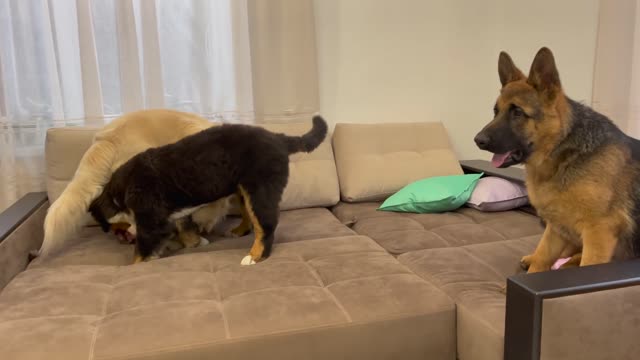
[527,47,561,100]
[498,51,525,86]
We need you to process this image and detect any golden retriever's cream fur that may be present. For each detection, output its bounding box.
[40,109,231,257]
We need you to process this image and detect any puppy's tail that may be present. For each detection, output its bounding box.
[281,116,328,154]
[39,140,116,258]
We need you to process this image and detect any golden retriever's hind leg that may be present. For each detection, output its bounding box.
[176,217,208,248]
[191,198,231,235]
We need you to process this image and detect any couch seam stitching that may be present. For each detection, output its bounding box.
[461,247,507,281]
[100,299,220,320]
[111,270,212,286]
[89,270,116,360]
[303,250,384,262]
[209,257,230,339]
[323,287,353,323]
[301,257,353,323]
[0,314,100,326]
[222,285,323,302]
[300,260,353,323]
[328,273,416,291]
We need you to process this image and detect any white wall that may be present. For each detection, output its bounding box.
[591,0,639,136]
[313,0,600,160]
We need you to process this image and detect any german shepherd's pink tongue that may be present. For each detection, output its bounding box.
[491,152,512,167]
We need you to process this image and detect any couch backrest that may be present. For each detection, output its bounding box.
[44,122,340,211]
[261,122,340,210]
[332,122,462,202]
[45,126,102,204]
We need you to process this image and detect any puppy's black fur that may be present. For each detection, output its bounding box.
[89,116,328,262]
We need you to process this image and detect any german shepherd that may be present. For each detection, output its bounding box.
[474,47,640,273]
[89,116,328,265]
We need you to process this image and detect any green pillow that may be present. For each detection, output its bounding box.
[378,173,483,213]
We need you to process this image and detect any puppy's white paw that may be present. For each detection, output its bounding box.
[199,237,210,247]
[241,255,256,266]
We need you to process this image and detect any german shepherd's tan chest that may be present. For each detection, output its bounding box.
[526,152,635,245]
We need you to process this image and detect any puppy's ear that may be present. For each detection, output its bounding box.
[527,47,562,101]
[498,51,525,86]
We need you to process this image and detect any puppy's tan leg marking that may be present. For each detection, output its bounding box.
[229,195,253,237]
[580,225,618,266]
[523,224,568,273]
[238,186,264,265]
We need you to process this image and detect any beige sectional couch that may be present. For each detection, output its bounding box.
[1,121,638,360]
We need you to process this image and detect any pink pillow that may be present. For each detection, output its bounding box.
[466,176,528,212]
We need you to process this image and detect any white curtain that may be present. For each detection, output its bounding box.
[0,0,256,211]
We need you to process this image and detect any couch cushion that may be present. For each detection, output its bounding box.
[261,122,340,210]
[332,202,544,255]
[398,236,539,360]
[332,122,462,202]
[30,208,355,268]
[0,236,455,360]
[45,127,101,203]
[45,122,339,211]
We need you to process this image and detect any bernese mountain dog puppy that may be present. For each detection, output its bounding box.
[89,116,328,265]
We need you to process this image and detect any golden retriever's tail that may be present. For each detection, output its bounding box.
[39,140,116,257]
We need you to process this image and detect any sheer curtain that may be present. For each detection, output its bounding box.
[0,0,259,211]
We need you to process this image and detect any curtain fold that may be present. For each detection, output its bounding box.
[248,0,320,123]
[76,0,105,121]
[0,0,320,212]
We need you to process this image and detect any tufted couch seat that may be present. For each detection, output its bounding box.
[2,231,456,359]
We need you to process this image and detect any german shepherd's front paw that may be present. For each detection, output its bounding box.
[520,254,533,270]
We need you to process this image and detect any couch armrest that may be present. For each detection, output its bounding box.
[460,159,525,183]
[504,259,640,359]
[0,192,48,290]
[0,192,48,243]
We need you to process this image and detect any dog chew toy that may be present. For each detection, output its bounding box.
[551,257,572,270]
[110,222,135,244]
